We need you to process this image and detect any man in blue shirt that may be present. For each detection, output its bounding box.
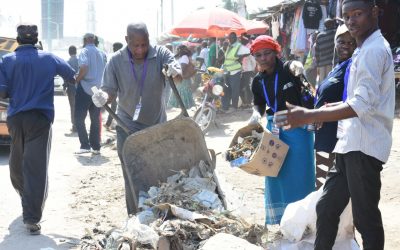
[74,33,106,155]
[64,45,79,134]
[0,24,75,235]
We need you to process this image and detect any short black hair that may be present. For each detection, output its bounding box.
[68,45,77,55]
[17,24,38,45]
[112,42,123,52]
[228,32,237,39]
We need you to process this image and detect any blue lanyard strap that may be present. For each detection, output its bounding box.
[127,49,148,97]
[261,73,278,113]
[315,59,351,103]
[342,58,352,102]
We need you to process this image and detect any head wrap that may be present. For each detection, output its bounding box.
[250,35,281,55]
[334,24,350,41]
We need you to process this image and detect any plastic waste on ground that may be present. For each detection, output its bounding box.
[276,188,360,250]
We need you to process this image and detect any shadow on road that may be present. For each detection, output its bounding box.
[0,216,80,250]
[75,154,110,166]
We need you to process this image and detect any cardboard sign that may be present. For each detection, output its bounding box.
[229,123,289,177]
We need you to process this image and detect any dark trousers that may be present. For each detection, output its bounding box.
[315,151,384,250]
[66,83,76,130]
[315,151,335,189]
[240,71,254,106]
[7,110,52,224]
[222,71,241,109]
[74,84,101,150]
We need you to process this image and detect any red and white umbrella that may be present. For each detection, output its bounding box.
[243,19,269,35]
[170,7,248,38]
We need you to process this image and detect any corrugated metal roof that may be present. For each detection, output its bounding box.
[253,0,303,19]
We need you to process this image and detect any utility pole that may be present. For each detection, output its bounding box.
[47,0,52,51]
[160,0,164,33]
[171,0,174,26]
[156,9,159,38]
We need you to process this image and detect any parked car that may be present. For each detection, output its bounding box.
[0,100,10,145]
[0,37,18,146]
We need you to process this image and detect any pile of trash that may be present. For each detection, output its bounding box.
[80,160,266,250]
[225,130,262,167]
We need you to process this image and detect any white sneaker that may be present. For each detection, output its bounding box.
[74,148,91,155]
[91,149,100,155]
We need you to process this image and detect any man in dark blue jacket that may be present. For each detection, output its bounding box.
[0,24,75,235]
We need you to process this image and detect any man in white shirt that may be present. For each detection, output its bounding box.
[197,41,209,71]
[274,0,395,249]
[239,34,256,107]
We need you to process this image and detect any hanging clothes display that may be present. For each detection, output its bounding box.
[271,15,280,40]
[336,0,343,18]
[290,6,308,56]
[328,0,337,18]
[318,4,328,32]
[302,0,323,29]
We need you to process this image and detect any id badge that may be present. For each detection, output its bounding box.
[132,99,142,121]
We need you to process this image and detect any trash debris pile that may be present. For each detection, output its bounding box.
[80,160,267,250]
[225,130,262,166]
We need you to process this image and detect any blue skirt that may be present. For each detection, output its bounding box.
[264,116,316,225]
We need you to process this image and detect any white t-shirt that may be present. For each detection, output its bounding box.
[198,48,209,71]
[240,45,255,72]
[179,55,189,64]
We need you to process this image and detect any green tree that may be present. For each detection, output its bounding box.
[222,0,238,13]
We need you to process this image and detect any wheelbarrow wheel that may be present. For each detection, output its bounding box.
[193,105,216,134]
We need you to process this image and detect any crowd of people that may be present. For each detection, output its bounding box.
[0,0,395,249]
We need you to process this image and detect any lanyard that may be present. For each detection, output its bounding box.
[342,58,352,102]
[315,59,351,103]
[261,73,279,113]
[127,49,148,97]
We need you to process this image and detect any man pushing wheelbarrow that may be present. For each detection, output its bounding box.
[92,22,220,216]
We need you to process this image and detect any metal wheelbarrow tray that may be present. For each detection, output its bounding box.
[122,117,225,212]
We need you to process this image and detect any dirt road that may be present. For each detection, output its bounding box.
[0,96,399,249]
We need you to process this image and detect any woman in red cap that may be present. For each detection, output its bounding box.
[248,35,315,225]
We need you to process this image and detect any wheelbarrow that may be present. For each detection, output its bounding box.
[94,66,225,213]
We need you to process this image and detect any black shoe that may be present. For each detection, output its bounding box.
[25,223,41,235]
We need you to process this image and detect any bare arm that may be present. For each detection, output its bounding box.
[173,74,183,83]
[275,102,357,129]
[254,104,267,117]
[75,65,88,83]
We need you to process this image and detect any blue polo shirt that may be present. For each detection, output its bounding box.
[314,59,351,152]
[0,45,75,122]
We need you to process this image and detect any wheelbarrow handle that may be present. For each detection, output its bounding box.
[91,87,131,134]
[103,104,131,134]
[163,64,189,118]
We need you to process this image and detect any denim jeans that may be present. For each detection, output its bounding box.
[74,84,101,150]
[66,83,76,130]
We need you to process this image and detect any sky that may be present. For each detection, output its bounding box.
[0,0,283,45]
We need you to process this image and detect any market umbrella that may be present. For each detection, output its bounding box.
[170,7,247,38]
[243,19,269,35]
